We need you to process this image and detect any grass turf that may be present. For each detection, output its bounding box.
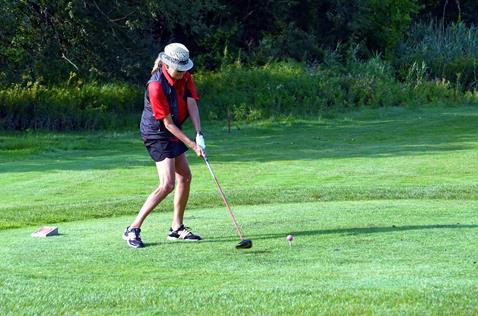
[0,200,477,314]
[1,106,477,229]
[1,105,478,314]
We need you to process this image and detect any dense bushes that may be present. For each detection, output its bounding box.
[0,82,142,130]
[2,2,478,131]
[4,14,478,131]
[198,60,477,122]
[2,59,477,130]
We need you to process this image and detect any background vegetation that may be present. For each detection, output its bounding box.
[0,0,477,130]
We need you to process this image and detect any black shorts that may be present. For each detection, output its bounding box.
[144,138,188,162]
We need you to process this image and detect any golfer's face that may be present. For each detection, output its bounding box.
[166,65,185,80]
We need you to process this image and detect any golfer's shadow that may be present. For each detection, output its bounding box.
[185,224,478,245]
[248,223,478,241]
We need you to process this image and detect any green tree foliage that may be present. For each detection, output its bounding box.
[0,0,224,84]
[417,0,478,25]
[362,0,420,59]
[1,0,478,86]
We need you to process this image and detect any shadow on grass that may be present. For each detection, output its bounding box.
[1,107,478,172]
[287,223,478,238]
[203,224,478,243]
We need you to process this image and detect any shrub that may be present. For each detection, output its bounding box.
[196,59,475,122]
[0,82,142,130]
[1,60,477,131]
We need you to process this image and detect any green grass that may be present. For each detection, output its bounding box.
[1,201,477,314]
[1,106,477,230]
[1,105,478,314]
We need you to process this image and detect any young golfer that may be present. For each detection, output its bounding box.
[123,43,206,248]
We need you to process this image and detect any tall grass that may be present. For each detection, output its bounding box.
[397,21,478,90]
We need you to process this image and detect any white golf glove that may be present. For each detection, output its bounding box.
[196,132,206,149]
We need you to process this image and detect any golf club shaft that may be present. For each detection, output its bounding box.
[203,156,244,240]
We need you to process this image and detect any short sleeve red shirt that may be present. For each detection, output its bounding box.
[147,65,199,123]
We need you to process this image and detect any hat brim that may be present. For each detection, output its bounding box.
[159,52,194,72]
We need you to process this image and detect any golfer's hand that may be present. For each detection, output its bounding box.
[196,133,206,149]
[192,143,206,157]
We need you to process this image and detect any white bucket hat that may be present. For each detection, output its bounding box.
[159,43,194,72]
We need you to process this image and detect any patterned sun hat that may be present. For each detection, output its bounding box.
[159,43,194,72]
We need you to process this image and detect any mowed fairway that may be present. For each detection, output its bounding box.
[1,106,478,314]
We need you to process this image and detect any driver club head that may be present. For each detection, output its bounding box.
[236,239,253,249]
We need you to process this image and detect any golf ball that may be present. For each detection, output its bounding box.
[286,234,293,241]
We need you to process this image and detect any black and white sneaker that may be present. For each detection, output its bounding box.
[123,226,144,248]
[167,225,202,241]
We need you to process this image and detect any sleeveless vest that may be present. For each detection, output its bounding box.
[140,70,190,140]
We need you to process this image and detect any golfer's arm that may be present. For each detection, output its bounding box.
[162,115,195,148]
[187,98,202,134]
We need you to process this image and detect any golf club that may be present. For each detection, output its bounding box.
[202,155,252,249]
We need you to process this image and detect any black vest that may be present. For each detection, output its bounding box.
[140,71,189,140]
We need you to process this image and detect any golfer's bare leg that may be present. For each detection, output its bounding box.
[130,158,175,228]
[172,153,192,230]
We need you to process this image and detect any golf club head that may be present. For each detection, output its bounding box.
[236,239,253,249]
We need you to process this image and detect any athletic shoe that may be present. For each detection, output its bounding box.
[123,226,144,248]
[167,224,202,241]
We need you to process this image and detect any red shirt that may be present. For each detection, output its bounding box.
[148,65,199,123]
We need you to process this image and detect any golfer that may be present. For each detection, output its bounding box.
[123,43,206,248]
